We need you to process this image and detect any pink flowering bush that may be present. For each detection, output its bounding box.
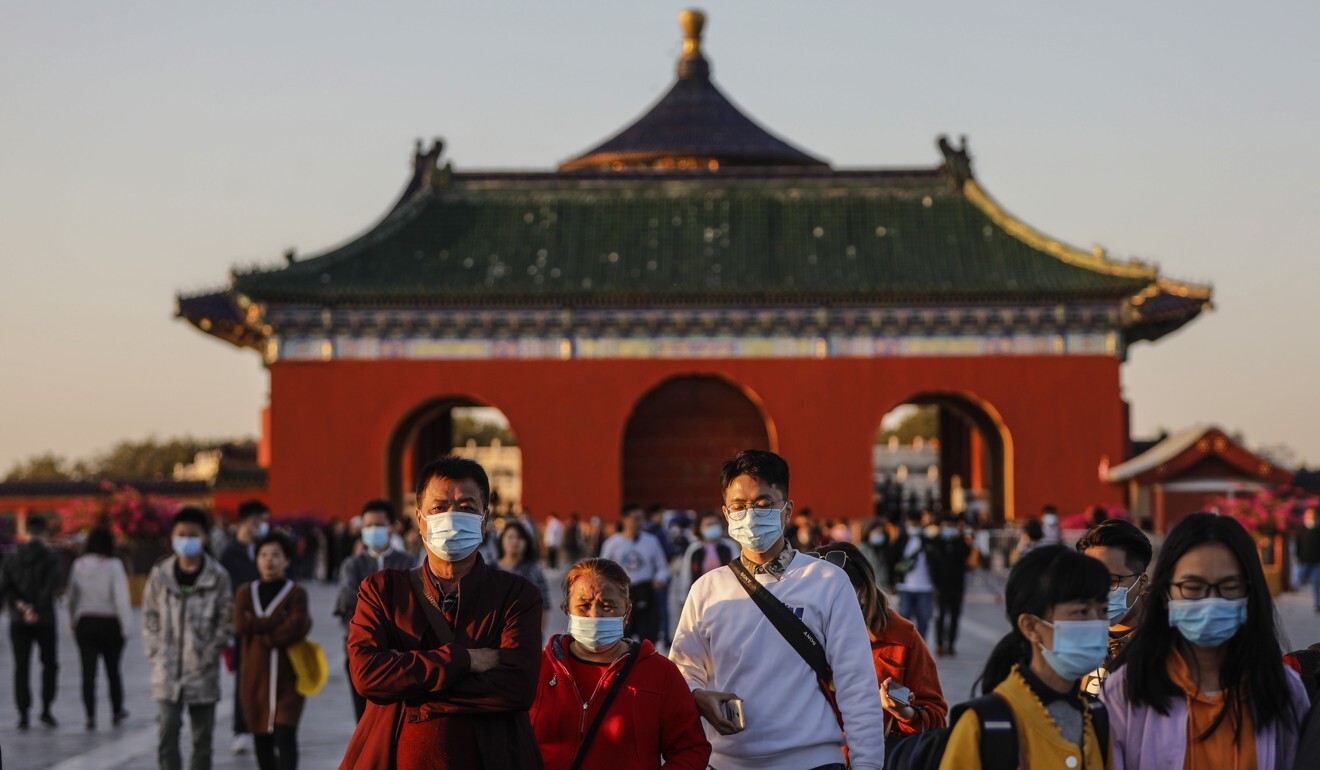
[58,482,178,544]
[1204,485,1318,536]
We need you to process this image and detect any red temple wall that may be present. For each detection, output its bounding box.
[263,355,1127,522]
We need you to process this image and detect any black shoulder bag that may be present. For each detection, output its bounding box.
[727,558,846,731]
[569,641,641,770]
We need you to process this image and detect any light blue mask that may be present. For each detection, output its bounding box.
[727,506,785,554]
[424,512,485,562]
[172,536,203,559]
[701,524,724,542]
[1036,618,1110,681]
[254,521,270,539]
[361,525,391,552]
[1168,597,1247,648]
[568,615,627,651]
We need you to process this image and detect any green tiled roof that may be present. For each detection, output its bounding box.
[231,170,1151,307]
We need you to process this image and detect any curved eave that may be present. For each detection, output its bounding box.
[176,290,267,351]
[1123,279,1214,345]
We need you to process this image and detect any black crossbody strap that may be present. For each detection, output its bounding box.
[408,566,455,646]
[727,559,845,731]
[570,642,641,770]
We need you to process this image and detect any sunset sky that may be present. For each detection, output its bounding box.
[3,1,1317,471]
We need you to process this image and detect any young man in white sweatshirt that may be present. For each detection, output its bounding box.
[669,450,887,770]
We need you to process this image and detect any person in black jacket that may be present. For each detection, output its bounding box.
[927,514,973,656]
[218,499,269,755]
[1,515,64,729]
[1296,506,1320,613]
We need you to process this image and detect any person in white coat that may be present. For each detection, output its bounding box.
[67,526,133,729]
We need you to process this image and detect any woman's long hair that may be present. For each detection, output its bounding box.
[496,521,539,565]
[1120,512,1297,740]
[815,542,890,635]
[975,545,1108,695]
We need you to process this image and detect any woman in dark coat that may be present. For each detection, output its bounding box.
[234,533,312,770]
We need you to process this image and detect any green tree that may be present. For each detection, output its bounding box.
[877,404,939,444]
[4,436,257,482]
[4,452,84,481]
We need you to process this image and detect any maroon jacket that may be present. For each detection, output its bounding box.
[530,635,711,770]
[339,557,544,770]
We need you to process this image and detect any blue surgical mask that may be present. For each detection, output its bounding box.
[362,525,391,552]
[172,536,203,559]
[1035,618,1110,681]
[940,527,957,539]
[869,532,887,547]
[1168,597,1247,648]
[701,524,724,542]
[568,614,626,651]
[424,512,485,562]
[254,521,270,539]
[1107,578,1143,625]
[727,506,785,554]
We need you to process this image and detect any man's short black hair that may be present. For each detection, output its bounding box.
[414,455,491,508]
[173,506,211,533]
[255,531,294,560]
[26,515,48,536]
[361,498,396,523]
[237,499,270,522]
[698,509,723,525]
[622,502,644,517]
[719,449,789,497]
[1075,518,1153,573]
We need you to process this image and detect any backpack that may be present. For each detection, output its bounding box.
[1284,643,1320,701]
[884,693,1110,770]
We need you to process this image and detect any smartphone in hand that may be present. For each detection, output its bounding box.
[722,698,746,730]
[887,683,912,707]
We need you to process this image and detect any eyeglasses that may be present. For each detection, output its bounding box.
[724,501,786,521]
[1109,572,1142,591]
[1169,577,1248,600]
[811,550,849,570]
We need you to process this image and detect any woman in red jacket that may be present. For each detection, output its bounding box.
[815,542,947,738]
[530,558,710,770]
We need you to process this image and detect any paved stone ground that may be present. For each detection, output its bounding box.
[1,569,1316,769]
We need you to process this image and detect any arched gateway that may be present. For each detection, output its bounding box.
[178,12,1210,523]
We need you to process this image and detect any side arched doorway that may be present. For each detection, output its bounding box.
[874,392,1013,524]
[385,398,520,514]
[622,376,774,512]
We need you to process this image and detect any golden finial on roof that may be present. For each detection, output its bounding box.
[680,9,706,56]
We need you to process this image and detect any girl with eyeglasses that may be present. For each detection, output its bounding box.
[1100,513,1309,770]
[813,543,948,740]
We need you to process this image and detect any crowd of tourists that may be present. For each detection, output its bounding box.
[2,449,1319,769]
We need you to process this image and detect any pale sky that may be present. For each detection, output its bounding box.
[2,1,1318,472]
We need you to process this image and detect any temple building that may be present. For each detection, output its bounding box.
[178,11,1211,523]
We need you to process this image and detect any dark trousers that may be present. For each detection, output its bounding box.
[157,699,216,770]
[231,634,248,734]
[254,724,299,770]
[627,583,661,643]
[10,621,58,715]
[74,616,125,720]
[935,586,966,652]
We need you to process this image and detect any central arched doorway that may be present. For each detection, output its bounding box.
[873,392,1013,524]
[386,398,520,514]
[622,375,773,512]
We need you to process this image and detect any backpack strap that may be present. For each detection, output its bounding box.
[948,694,1018,770]
[727,558,845,732]
[1088,698,1110,767]
[569,642,641,770]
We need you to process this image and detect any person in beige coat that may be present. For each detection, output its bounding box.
[233,532,311,770]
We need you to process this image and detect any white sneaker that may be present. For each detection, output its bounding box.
[232,734,253,754]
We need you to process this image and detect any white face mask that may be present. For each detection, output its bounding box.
[424,512,485,562]
[568,615,626,651]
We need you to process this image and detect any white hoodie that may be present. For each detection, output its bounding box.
[669,551,887,770]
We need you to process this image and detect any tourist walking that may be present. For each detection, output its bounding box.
[1100,513,1309,770]
[333,499,416,722]
[858,518,893,593]
[940,545,1111,770]
[541,513,564,570]
[893,511,936,640]
[233,533,312,770]
[66,526,133,729]
[668,510,739,639]
[219,498,270,755]
[143,507,234,770]
[599,504,669,644]
[1074,518,1152,695]
[815,542,946,740]
[496,520,551,632]
[339,456,544,769]
[1296,505,1320,613]
[1,514,63,729]
[928,514,973,656]
[530,558,710,769]
[669,449,887,770]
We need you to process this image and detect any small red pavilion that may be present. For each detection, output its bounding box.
[178,11,1211,523]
